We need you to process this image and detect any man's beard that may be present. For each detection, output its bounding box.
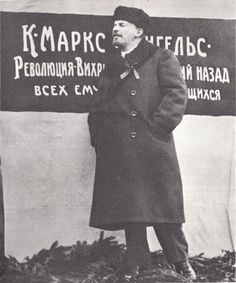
[112,35,123,48]
[112,40,121,48]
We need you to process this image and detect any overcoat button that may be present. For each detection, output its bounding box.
[115,176,120,182]
[131,111,137,117]
[131,131,137,138]
[130,90,137,96]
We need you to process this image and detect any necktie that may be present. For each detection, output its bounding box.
[120,61,140,80]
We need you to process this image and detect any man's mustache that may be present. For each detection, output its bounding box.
[112,33,122,38]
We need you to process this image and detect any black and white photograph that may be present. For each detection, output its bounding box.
[0,0,235,282]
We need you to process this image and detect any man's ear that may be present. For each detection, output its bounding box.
[136,27,144,38]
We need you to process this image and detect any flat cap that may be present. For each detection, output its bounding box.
[113,6,150,33]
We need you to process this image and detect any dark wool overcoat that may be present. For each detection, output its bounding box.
[88,39,188,231]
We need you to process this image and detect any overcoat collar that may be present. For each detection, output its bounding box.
[125,38,158,70]
[106,39,158,79]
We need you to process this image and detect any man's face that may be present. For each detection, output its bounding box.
[112,20,141,49]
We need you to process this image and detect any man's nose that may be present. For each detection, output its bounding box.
[112,25,119,33]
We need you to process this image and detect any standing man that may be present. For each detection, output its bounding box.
[88,6,196,281]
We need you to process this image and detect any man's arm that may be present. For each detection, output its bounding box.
[87,72,107,147]
[151,49,188,137]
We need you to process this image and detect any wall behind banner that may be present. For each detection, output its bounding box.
[0,0,235,260]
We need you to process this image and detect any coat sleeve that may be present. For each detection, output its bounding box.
[151,49,188,137]
[87,113,97,147]
[87,95,102,147]
[87,72,107,147]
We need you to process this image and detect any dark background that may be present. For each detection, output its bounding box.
[1,12,235,115]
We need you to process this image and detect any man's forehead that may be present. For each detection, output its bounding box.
[113,20,134,26]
